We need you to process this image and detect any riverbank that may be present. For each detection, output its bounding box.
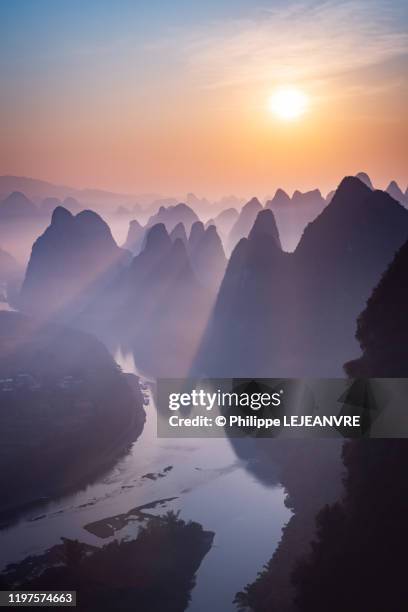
[0,312,146,527]
[1,512,214,612]
[234,439,344,612]
[0,372,145,528]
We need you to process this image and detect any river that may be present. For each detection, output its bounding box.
[0,346,291,612]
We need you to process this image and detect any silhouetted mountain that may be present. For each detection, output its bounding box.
[266,188,291,208]
[188,224,227,289]
[20,207,128,321]
[355,171,373,189]
[194,208,287,376]
[122,219,145,254]
[204,207,237,250]
[194,177,408,377]
[265,189,326,251]
[345,237,408,376]
[386,180,407,206]
[0,191,38,219]
[188,221,205,253]
[292,176,408,374]
[213,207,239,234]
[139,223,172,264]
[295,177,372,259]
[249,209,282,248]
[185,192,211,217]
[146,203,199,234]
[169,222,188,246]
[144,197,179,216]
[117,224,212,376]
[292,189,325,208]
[227,197,262,254]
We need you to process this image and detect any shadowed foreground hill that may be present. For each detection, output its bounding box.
[236,439,407,612]
[195,177,408,377]
[235,235,408,612]
[0,311,145,522]
[291,176,408,374]
[291,440,407,612]
[0,512,214,612]
[345,237,408,377]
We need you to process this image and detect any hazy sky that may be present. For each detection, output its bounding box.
[1,0,407,197]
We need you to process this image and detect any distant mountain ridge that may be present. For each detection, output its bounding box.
[0,191,39,219]
[265,188,326,251]
[0,175,138,211]
[145,203,199,234]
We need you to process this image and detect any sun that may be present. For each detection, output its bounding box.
[268,87,309,121]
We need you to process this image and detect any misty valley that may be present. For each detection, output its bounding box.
[0,169,406,611]
[2,0,407,608]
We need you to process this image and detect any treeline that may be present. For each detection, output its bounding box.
[0,512,214,612]
[291,439,407,612]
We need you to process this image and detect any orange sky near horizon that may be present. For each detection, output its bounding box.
[1,1,407,199]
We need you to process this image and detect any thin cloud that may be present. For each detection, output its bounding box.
[181,0,408,90]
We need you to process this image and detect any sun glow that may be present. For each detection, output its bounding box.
[268,87,309,121]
